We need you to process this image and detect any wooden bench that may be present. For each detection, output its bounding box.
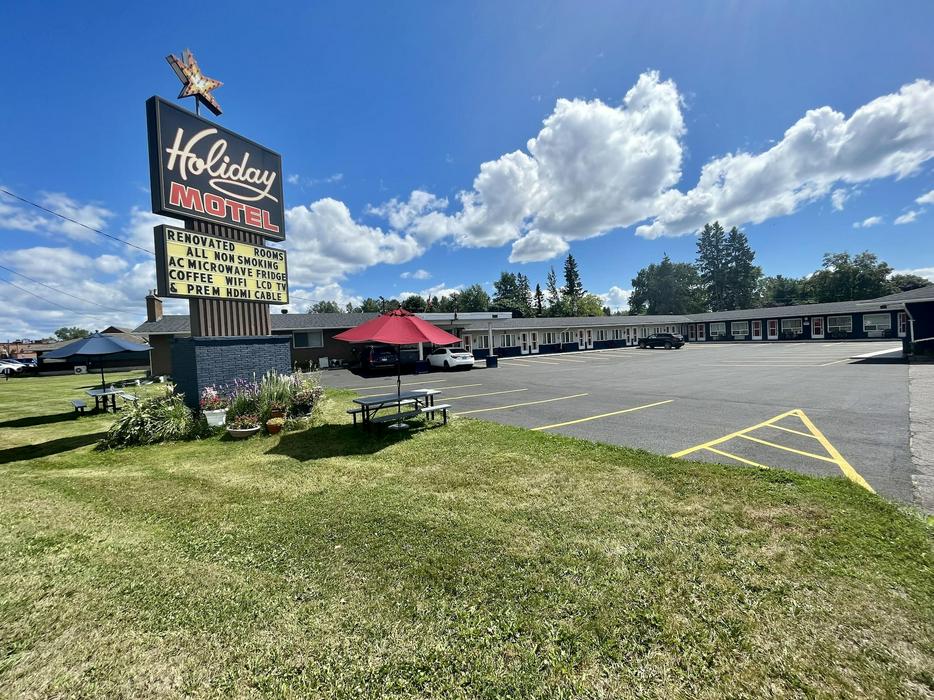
[420,403,451,425]
[70,399,87,414]
[120,392,139,404]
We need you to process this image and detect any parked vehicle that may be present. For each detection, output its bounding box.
[427,346,475,370]
[359,345,400,372]
[0,359,25,374]
[638,333,684,349]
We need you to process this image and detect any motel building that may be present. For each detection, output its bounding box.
[134,287,933,376]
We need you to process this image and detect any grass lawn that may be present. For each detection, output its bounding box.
[1,372,932,698]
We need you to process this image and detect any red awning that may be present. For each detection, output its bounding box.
[333,309,462,346]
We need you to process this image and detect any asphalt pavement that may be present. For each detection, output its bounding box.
[321,341,918,506]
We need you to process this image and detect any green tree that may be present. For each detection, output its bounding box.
[888,273,931,293]
[806,251,893,302]
[359,297,381,312]
[457,284,491,312]
[516,273,533,317]
[760,275,810,307]
[629,255,704,315]
[724,226,762,309]
[561,254,585,316]
[309,301,341,313]
[545,266,563,315]
[577,293,607,316]
[54,327,90,341]
[533,283,545,316]
[696,221,729,311]
[401,294,427,312]
[492,272,529,315]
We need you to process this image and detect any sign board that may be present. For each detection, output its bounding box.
[154,225,289,304]
[146,96,285,240]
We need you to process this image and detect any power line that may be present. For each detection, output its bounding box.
[0,277,108,322]
[1,188,318,306]
[0,264,127,313]
[0,187,155,256]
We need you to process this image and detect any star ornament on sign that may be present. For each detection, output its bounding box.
[166,49,223,116]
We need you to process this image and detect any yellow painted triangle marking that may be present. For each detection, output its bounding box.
[669,407,874,493]
[793,409,874,493]
[768,423,820,440]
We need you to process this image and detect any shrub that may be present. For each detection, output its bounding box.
[98,390,200,449]
[226,380,259,421]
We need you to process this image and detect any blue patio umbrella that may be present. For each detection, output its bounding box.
[44,333,152,390]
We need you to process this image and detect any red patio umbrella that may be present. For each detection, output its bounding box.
[334,309,462,427]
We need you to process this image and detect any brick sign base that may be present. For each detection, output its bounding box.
[171,336,292,411]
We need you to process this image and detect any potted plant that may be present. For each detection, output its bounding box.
[200,386,229,427]
[266,416,285,434]
[267,401,287,419]
[227,414,260,439]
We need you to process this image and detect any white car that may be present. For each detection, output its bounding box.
[427,347,475,370]
[0,359,25,374]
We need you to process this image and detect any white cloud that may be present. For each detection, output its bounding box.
[636,79,934,238]
[401,269,432,280]
[597,286,632,312]
[853,216,883,228]
[830,188,849,211]
[289,282,362,312]
[399,282,463,301]
[96,254,127,274]
[892,267,934,282]
[123,206,182,252]
[508,231,569,263]
[916,189,934,205]
[287,173,344,188]
[0,189,114,243]
[894,210,921,225]
[285,198,421,286]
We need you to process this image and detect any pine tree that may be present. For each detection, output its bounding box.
[516,273,533,317]
[533,283,545,316]
[725,226,761,309]
[696,222,729,311]
[545,267,562,315]
[561,254,585,316]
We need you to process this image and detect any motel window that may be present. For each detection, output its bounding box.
[781,318,803,336]
[613,328,623,340]
[731,321,749,337]
[898,312,907,336]
[827,315,852,334]
[475,334,489,349]
[293,331,324,348]
[709,322,726,337]
[561,330,574,344]
[596,329,607,341]
[863,313,892,332]
[501,334,516,347]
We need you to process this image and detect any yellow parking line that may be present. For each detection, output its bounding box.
[818,358,852,367]
[769,424,820,440]
[350,379,448,391]
[704,446,771,469]
[795,410,874,492]
[445,388,528,401]
[531,399,673,431]
[541,356,587,363]
[457,393,589,414]
[736,434,838,463]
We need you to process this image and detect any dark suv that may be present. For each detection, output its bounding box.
[638,332,684,349]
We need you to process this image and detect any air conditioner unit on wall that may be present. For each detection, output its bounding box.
[74,365,87,375]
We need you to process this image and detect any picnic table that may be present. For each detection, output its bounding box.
[350,388,443,426]
[86,387,123,412]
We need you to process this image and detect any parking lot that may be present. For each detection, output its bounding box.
[322,342,916,505]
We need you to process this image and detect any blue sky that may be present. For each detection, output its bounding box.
[1,1,932,338]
